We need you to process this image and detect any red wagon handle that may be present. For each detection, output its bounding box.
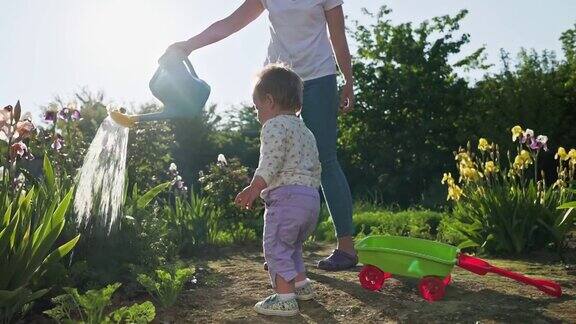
[457,254,562,298]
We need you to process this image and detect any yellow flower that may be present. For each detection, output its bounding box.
[455,151,471,163]
[569,148,576,160]
[460,166,483,181]
[552,179,566,189]
[478,138,491,151]
[520,149,531,162]
[448,184,464,201]
[511,125,523,141]
[484,161,499,174]
[555,147,568,161]
[441,172,455,185]
[513,150,533,170]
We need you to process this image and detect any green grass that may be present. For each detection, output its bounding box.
[314,204,466,246]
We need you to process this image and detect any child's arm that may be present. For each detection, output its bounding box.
[235,175,267,210]
[235,121,288,209]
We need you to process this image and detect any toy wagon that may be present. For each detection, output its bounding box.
[355,235,562,302]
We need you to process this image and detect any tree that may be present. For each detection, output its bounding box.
[339,7,487,206]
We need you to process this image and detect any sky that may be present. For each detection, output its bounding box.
[1,0,575,120]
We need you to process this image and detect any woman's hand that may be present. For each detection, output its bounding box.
[340,81,354,113]
[164,40,195,58]
[326,5,354,114]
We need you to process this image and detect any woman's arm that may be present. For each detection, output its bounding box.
[326,5,354,113]
[168,0,264,56]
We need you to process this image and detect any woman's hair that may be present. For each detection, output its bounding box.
[253,63,303,112]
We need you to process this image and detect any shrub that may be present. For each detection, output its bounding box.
[199,156,262,240]
[314,206,460,244]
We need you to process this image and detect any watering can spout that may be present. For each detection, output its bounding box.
[109,51,211,127]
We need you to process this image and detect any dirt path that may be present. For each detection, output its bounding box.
[157,243,576,323]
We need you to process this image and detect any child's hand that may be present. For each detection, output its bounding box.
[235,185,259,210]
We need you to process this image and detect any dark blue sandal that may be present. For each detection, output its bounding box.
[317,249,358,271]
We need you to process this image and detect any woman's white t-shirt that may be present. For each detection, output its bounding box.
[259,0,343,81]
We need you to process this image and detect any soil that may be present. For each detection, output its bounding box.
[152,242,576,324]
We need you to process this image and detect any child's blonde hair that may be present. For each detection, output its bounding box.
[253,64,303,113]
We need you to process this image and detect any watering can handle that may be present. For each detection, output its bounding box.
[183,57,198,78]
[457,254,562,297]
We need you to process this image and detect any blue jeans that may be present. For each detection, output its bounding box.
[300,74,354,237]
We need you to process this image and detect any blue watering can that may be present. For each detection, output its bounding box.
[109,51,211,127]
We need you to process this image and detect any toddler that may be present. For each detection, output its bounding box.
[235,64,321,317]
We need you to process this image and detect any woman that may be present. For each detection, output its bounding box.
[167,0,357,271]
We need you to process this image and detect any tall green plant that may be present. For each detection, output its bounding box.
[443,127,575,254]
[0,157,80,323]
[164,192,228,254]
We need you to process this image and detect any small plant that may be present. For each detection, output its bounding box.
[136,265,194,308]
[44,283,155,324]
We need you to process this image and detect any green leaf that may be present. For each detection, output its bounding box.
[136,182,171,210]
[38,234,81,274]
[457,239,480,250]
[43,154,55,190]
[557,201,576,209]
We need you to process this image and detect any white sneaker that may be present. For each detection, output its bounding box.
[254,294,299,317]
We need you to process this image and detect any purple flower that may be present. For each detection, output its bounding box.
[44,111,57,123]
[51,134,64,151]
[520,129,534,144]
[57,108,70,121]
[10,142,28,160]
[71,109,82,121]
[530,135,548,151]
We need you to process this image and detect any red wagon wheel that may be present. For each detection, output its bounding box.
[358,265,390,291]
[418,276,446,302]
[443,275,452,286]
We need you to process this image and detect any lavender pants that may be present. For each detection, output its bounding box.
[263,185,320,287]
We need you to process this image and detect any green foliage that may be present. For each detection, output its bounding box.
[443,129,575,255]
[217,105,261,169]
[335,7,576,206]
[339,7,484,206]
[451,180,570,254]
[314,206,464,246]
[471,41,576,155]
[171,105,222,188]
[44,283,155,324]
[127,104,175,190]
[0,157,80,323]
[71,181,176,288]
[108,301,156,324]
[164,192,230,255]
[136,265,194,308]
[199,157,262,240]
